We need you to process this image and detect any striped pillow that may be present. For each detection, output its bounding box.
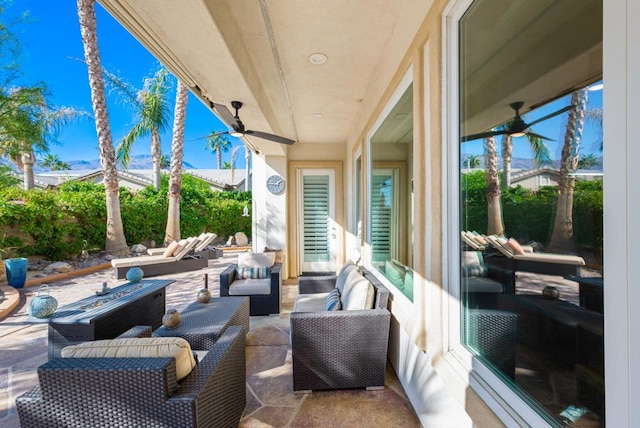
[326,288,342,311]
[236,266,270,279]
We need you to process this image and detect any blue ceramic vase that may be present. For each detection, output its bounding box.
[126,267,144,283]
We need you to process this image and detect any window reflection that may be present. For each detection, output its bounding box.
[459,0,604,425]
[369,83,414,301]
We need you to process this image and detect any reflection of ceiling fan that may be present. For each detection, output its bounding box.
[461,101,574,142]
[202,101,296,145]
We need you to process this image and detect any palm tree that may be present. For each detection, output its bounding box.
[77,0,129,255]
[547,88,588,253]
[205,134,231,169]
[500,122,552,188]
[0,87,83,189]
[463,154,480,172]
[229,145,239,185]
[164,80,188,245]
[40,153,71,171]
[577,153,600,169]
[244,144,250,191]
[104,67,171,191]
[484,135,504,236]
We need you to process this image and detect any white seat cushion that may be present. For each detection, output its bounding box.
[335,262,357,295]
[61,337,196,381]
[228,278,271,295]
[293,292,331,312]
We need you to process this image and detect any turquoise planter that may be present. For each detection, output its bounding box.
[5,257,28,288]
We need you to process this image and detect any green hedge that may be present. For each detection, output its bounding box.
[461,171,603,254]
[0,174,252,260]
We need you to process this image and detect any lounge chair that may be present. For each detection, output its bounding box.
[483,234,585,278]
[111,237,207,280]
[146,233,218,258]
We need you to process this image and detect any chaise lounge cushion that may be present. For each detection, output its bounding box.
[61,337,197,381]
[163,240,182,257]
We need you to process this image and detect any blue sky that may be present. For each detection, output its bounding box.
[9,1,246,169]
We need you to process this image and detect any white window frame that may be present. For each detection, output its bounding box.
[441,0,573,425]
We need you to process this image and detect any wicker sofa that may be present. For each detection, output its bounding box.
[16,326,247,428]
[220,252,281,316]
[290,263,391,392]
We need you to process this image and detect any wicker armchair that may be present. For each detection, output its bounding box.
[290,268,391,392]
[220,262,281,316]
[16,326,246,428]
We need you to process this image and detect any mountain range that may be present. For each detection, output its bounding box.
[2,155,196,173]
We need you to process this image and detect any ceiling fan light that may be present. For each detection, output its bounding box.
[230,130,244,138]
[510,131,526,138]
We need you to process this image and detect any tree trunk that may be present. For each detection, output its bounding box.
[164,81,188,245]
[21,150,34,190]
[77,0,129,256]
[245,145,250,191]
[548,89,588,253]
[217,147,222,169]
[502,134,512,188]
[151,128,161,191]
[484,136,504,236]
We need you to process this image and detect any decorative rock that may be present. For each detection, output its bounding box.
[542,286,560,300]
[131,244,148,254]
[234,232,249,247]
[43,262,73,274]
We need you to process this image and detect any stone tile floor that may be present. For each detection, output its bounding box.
[0,251,420,427]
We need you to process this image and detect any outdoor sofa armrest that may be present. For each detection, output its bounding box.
[298,275,338,294]
[219,264,237,297]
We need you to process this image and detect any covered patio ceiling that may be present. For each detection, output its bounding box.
[97,0,602,154]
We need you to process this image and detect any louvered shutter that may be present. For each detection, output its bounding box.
[302,175,330,262]
[371,174,392,262]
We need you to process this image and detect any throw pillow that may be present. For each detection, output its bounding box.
[341,276,375,310]
[461,251,488,277]
[61,337,196,381]
[335,261,357,294]
[162,240,181,258]
[326,288,342,311]
[506,238,526,255]
[236,266,270,279]
[403,268,414,300]
[384,260,405,289]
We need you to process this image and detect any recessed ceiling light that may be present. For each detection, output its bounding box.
[308,53,328,65]
[312,113,324,118]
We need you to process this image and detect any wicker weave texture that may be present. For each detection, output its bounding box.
[16,326,246,428]
[467,309,519,378]
[153,297,249,350]
[220,263,282,315]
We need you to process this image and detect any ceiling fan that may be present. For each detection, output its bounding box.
[460,101,574,142]
[201,101,296,145]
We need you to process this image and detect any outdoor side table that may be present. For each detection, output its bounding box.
[153,296,250,350]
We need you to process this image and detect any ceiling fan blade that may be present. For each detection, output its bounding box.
[526,131,555,141]
[460,129,507,143]
[526,104,574,128]
[211,102,240,128]
[245,129,296,145]
[189,130,229,142]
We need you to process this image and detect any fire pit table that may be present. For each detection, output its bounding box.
[28,279,173,359]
